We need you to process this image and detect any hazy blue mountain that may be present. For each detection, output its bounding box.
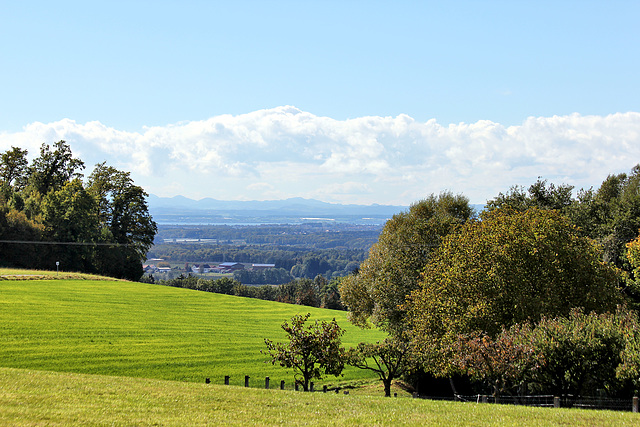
[147,195,407,224]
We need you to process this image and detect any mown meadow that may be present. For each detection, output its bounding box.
[0,271,384,387]
[2,367,639,426]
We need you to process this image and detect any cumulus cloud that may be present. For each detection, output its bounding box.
[1,107,639,205]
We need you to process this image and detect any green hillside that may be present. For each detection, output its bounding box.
[0,277,385,387]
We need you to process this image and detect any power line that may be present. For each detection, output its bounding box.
[0,240,129,247]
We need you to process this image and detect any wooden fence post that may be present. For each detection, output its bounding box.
[554,396,560,408]
[245,375,250,387]
[633,396,639,413]
[481,395,488,403]
[265,377,270,389]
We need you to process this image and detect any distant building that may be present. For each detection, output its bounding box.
[191,264,214,273]
[252,264,275,270]
[218,262,244,272]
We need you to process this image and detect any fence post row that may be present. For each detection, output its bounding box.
[219,376,639,411]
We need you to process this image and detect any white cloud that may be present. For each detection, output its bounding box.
[1,107,639,205]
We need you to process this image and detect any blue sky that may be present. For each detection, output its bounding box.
[1,1,639,205]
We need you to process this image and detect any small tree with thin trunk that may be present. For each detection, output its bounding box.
[346,337,413,397]
[263,313,345,391]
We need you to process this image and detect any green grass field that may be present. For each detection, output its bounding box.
[0,274,385,388]
[1,367,638,426]
[2,269,638,425]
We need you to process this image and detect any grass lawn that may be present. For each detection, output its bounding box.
[0,275,386,388]
[2,367,638,426]
[0,268,122,281]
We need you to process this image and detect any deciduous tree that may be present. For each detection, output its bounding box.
[87,162,157,280]
[452,324,538,397]
[340,192,474,334]
[526,308,637,399]
[26,141,84,195]
[0,146,29,189]
[346,337,413,397]
[263,313,345,391]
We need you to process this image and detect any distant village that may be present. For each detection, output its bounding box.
[143,260,275,275]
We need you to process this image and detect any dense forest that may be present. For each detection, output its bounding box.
[0,142,156,280]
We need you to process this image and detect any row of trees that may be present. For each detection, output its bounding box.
[151,274,345,310]
[0,142,157,280]
[332,168,640,399]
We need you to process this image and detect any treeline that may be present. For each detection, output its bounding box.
[147,245,364,280]
[148,274,344,310]
[0,142,157,280]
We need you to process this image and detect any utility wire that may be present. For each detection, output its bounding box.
[0,240,129,247]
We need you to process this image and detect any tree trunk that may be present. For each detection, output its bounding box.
[383,379,392,397]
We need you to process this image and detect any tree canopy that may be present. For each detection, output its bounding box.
[407,207,623,375]
[0,141,157,280]
[339,192,474,335]
[263,313,345,391]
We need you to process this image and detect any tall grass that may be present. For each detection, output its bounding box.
[0,278,385,386]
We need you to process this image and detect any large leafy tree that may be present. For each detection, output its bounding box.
[40,179,101,272]
[346,337,414,397]
[26,141,85,195]
[451,323,537,398]
[339,192,474,335]
[263,313,345,391]
[486,178,574,213]
[524,308,636,399]
[565,166,640,265]
[0,146,29,189]
[407,207,623,375]
[87,162,157,280]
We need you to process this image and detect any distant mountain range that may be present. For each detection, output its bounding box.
[146,195,409,224]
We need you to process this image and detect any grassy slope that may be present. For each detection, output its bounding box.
[0,276,385,387]
[1,367,638,426]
